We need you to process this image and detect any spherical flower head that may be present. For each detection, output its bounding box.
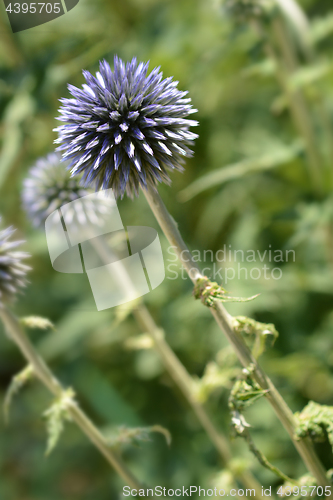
[0,221,30,307]
[22,152,91,228]
[55,56,199,199]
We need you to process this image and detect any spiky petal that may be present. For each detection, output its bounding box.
[55,56,199,199]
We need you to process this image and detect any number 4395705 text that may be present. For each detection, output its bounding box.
[6,3,61,14]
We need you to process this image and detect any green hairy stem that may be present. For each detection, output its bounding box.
[90,235,263,497]
[0,307,145,490]
[143,184,331,489]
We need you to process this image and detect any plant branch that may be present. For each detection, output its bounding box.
[0,306,145,491]
[89,235,263,497]
[243,429,296,484]
[143,184,330,489]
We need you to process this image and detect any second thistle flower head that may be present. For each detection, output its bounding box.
[55,56,198,198]
[22,152,111,228]
[22,152,91,228]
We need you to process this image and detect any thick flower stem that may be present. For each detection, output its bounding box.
[132,306,263,497]
[133,305,232,461]
[89,236,263,497]
[143,185,330,489]
[0,306,145,491]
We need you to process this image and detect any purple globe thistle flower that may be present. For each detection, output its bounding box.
[0,221,30,307]
[22,152,92,228]
[54,56,198,199]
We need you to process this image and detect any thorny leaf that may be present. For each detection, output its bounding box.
[4,365,34,423]
[193,277,259,308]
[229,366,268,412]
[294,401,333,453]
[43,388,75,456]
[233,316,278,358]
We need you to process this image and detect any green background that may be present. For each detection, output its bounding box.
[1,0,333,498]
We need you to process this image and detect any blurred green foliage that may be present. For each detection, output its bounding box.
[1,0,333,498]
